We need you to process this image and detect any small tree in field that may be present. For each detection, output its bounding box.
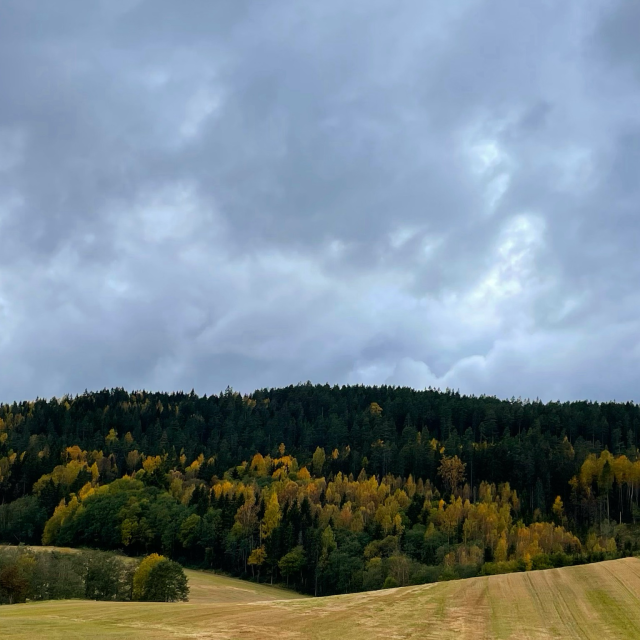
[132,554,189,602]
[0,564,29,604]
[143,558,189,602]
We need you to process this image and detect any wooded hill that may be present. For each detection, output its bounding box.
[1,385,640,595]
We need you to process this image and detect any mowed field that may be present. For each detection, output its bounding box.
[3,558,640,639]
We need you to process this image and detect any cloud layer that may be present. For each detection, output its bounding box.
[1,0,639,402]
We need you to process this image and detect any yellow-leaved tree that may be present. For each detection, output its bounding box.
[312,447,326,476]
[132,553,164,601]
[260,491,281,541]
[247,546,267,579]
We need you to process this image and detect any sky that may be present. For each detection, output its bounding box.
[0,0,639,403]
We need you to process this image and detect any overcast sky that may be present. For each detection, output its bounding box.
[1,1,639,403]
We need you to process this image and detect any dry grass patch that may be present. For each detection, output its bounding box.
[3,558,640,639]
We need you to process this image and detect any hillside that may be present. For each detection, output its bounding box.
[2,557,640,639]
[182,567,303,604]
[4,386,640,598]
[1,544,302,606]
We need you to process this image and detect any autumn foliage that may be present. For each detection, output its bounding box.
[1,386,640,597]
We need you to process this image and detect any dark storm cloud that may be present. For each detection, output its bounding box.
[0,0,639,403]
[596,0,640,80]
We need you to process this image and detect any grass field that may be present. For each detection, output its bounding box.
[3,558,640,639]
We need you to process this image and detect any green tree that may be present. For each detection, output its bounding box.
[278,545,305,586]
[0,563,29,604]
[179,513,202,548]
[142,558,189,602]
[84,552,134,601]
[0,496,46,545]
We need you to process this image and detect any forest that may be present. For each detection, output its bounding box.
[1,384,640,596]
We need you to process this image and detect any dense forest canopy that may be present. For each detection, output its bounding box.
[1,384,640,596]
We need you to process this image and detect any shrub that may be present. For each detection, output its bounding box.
[143,558,189,602]
[382,576,399,589]
[133,554,189,602]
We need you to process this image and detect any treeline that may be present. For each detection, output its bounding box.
[0,547,134,604]
[1,385,640,596]
[0,547,188,605]
[2,384,639,512]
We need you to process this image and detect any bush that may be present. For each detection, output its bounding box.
[457,564,479,580]
[133,554,189,602]
[382,576,399,589]
[549,552,573,568]
[480,560,522,576]
[531,554,553,571]
[438,567,459,581]
[408,564,441,585]
[144,559,189,602]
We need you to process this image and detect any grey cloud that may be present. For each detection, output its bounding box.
[0,0,639,403]
[596,0,640,80]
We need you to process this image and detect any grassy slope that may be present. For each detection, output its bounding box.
[183,568,303,605]
[3,558,640,639]
[1,545,300,604]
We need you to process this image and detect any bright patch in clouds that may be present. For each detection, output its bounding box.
[180,86,224,140]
